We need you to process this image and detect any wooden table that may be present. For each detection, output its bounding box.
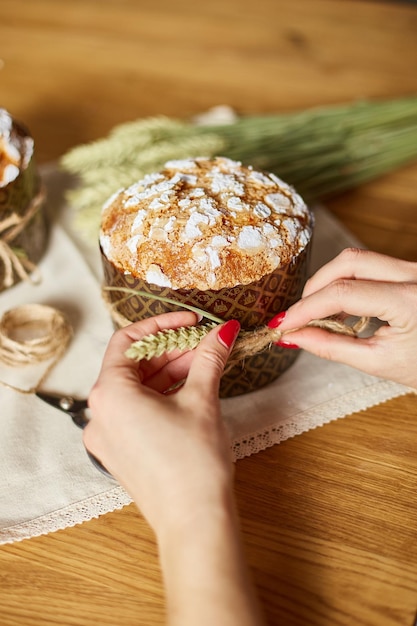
[1,1,417,624]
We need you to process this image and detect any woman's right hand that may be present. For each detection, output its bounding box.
[270,248,417,390]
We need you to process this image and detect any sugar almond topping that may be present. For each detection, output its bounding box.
[0,109,34,187]
[100,157,312,290]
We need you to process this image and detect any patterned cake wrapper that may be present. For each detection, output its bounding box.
[101,235,313,398]
[0,113,48,291]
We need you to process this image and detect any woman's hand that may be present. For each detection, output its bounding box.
[84,311,241,536]
[269,248,417,389]
[84,312,266,626]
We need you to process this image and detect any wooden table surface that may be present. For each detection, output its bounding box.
[1,1,417,624]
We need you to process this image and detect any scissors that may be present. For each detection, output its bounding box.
[35,391,114,480]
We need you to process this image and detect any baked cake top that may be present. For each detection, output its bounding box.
[0,109,34,188]
[100,157,312,290]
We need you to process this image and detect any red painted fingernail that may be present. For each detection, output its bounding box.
[268,311,287,329]
[276,340,299,350]
[218,320,241,349]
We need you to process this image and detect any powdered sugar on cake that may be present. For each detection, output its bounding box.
[100,157,312,290]
[0,109,34,187]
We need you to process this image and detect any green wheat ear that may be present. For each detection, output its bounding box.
[125,323,218,361]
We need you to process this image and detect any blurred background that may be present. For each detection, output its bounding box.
[1,0,417,258]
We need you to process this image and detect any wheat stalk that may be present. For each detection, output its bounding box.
[125,323,218,360]
[124,316,369,365]
[61,95,417,242]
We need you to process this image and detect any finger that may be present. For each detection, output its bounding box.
[139,346,189,384]
[279,279,406,333]
[279,325,385,375]
[184,320,240,398]
[303,248,417,297]
[98,311,201,379]
[142,349,194,393]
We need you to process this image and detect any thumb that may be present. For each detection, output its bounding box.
[184,320,241,397]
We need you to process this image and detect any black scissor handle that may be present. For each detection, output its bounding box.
[35,391,115,480]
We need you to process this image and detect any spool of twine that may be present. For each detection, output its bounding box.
[0,303,73,393]
[0,184,46,289]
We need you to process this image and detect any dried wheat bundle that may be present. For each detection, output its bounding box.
[61,95,417,241]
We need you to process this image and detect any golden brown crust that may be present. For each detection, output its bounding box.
[0,109,34,187]
[100,157,312,290]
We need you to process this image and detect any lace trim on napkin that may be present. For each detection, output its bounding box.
[0,381,411,545]
[231,380,412,459]
[0,487,132,545]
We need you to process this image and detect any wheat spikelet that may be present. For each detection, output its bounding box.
[124,316,370,365]
[125,323,218,360]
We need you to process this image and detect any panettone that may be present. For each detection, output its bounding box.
[0,109,34,189]
[0,108,47,291]
[100,157,312,291]
[100,156,314,397]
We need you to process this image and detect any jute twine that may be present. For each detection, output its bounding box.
[0,303,73,394]
[0,185,46,289]
[227,315,369,369]
[101,287,370,366]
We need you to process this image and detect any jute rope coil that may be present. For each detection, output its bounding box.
[0,303,73,393]
[0,185,46,289]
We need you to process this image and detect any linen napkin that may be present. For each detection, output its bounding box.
[0,166,410,544]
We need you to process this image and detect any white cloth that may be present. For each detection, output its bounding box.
[0,167,410,544]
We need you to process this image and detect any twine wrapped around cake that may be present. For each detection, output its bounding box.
[0,185,46,289]
[124,316,370,370]
[101,286,369,369]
